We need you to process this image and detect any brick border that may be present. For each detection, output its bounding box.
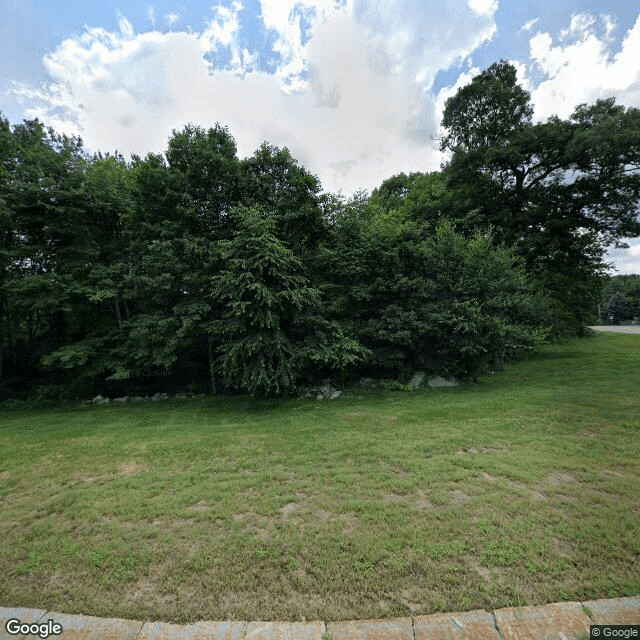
[1,597,638,640]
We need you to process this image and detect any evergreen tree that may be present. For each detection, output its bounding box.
[212,206,334,396]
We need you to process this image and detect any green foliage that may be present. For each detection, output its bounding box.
[600,275,640,320]
[212,206,324,396]
[7,68,640,398]
[439,61,640,330]
[321,198,549,379]
[607,292,633,324]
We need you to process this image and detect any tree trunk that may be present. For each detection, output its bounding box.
[207,335,216,395]
[115,298,122,328]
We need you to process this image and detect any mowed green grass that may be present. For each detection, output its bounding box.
[1,333,639,623]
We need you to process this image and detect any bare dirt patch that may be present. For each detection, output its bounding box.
[554,538,574,556]
[280,502,304,520]
[602,468,625,477]
[118,462,145,476]
[313,509,332,521]
[414,490,435,509]
[233,512,254,522]
[451,489,470,505]
[471,561,493,582]
[546,472,577,486]
[189,501,209,512]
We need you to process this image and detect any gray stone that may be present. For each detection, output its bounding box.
[316,385,340,400]
[91,395,110,404]
[245,621,326,639]
[494,601,591,640]
[151,393,163,401]
[327,617,413,640]
[138,620,247,639]
[130,396,145,402]
[408,372,425,390]
[112,396,130,403]
[414,610,500,640]
[427,376,459,388]
[31,611,143,640]
[583,596,640,624]
[1,607,48,639]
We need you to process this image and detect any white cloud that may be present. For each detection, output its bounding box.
[467,0,498,18]
[606,241,640,274]
[147,6,156,26]
[559,12,596,40]
[165,13,180,26]
[13,0,499,195]
[527,13,640,120]
[522,18,539,32]
[117,12,135,39]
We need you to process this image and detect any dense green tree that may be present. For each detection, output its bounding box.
[320,192,549,379]
[240,143,328,258]
[211,206,328,396]
[600,274,640,320]
[41,153,135,383]
[0,118,90,393]
[440,61,640,333]
[607,291,633,324]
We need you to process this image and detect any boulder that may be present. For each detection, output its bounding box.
[112,396,130,403]
[427,376,459,388]
[408,372,425,390]
[91,395,110,404]
[317,385,341,400]
[130,396,145,402]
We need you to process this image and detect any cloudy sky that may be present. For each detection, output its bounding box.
[2,0,640,272]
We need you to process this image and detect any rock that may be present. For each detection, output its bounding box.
[112,396,129,403]
[408,372,425,390]
[130,396,145,402]
[316,385,341,400]
[151,392,163,401]
[91,395,110,404]
[427,376,459,388]
[174,393,187,399]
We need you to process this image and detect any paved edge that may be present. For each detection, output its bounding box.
[588,325,640,333]
[1,598,639,640]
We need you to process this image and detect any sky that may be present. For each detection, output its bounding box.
[2,0,640,273]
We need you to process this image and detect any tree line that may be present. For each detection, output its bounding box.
[2,61,639,402]
[601,275,640,324]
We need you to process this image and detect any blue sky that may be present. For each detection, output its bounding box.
[2,0,640,272]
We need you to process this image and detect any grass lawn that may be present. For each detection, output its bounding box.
[1,332,639,623]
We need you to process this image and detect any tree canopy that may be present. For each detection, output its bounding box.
[2,62,639,402]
